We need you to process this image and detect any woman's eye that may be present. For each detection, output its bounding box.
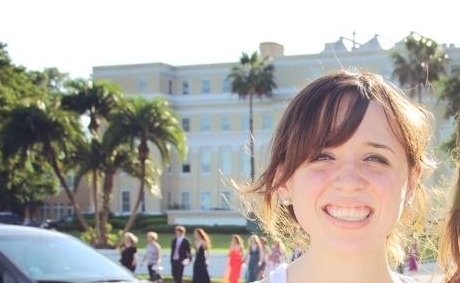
[314,153,333,161]
[365,155,389,165]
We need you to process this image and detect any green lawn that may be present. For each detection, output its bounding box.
[68,229,252,252]
[139,231,252,252]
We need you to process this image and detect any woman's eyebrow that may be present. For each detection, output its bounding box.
[365,142,395,154]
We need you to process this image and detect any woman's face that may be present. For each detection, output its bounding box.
[281,101,418,255]
[194,231,201,242]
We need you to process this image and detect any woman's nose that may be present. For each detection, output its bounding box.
[333,161,365,192]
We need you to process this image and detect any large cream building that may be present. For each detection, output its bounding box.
[41,33,460,225]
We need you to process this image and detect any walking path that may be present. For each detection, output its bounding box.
[408,261,444,283]
[99,249,445,282]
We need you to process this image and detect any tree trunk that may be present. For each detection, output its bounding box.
[418,84,422,104]
[249,94,255,183]
[48,151,90,232]
[121,157,147,242]
[101,170,115,248]
[92,169,101,245]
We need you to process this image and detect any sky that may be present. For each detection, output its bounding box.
[1,0,458,79]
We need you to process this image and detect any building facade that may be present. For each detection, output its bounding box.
[42,33,460,224]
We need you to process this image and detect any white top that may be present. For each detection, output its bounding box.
[252,263,418,283]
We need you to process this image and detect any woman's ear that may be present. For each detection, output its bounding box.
[275,165,290,200]
[406,165,422,205]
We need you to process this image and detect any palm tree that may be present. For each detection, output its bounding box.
[61,79,121,244]
[72,135,140,247]
[0,101,91,231]
[228,52,276,182]
[62,79,121,134]
[391,32,448,103]
[105,97,187,234]
[438,67,460,151]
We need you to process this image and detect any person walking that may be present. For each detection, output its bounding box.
[142,231,162,282]
[191,228,211,283]
[224,234,245,283]
[170,225,191,283]
[244,234,262,283]
[266,239,287,274]
[119,232,138,272]
[258,237,271,279]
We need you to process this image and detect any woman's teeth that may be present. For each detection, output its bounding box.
[325,206,371,222]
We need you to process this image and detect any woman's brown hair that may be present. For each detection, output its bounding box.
[231,234,245,254]
[194,228,212,250]
[238,69,435,264]
[439,116,460,282]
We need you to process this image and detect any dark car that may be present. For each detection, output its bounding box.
[0,224,146,283]
[0,212,20,224]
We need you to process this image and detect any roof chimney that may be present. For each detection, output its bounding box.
[259,42,284,58]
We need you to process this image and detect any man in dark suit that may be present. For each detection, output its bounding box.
[170,225,192,283]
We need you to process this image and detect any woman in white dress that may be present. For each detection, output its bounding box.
[236,69,434,283]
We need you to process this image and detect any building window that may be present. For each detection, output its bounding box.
[182,117,190,132]
[202,79,211,94]
[42,203,50,220]
[65,173,75,191]
[200,116,211,131]
[219,146,232,175]
[222,77,231,93]
[241,113,249,131]
[138,78,148,93]
[200,191,211,209]
[168,80,173,94]
[200,148,211,173]
[182,80,190,95]
[262,113,273,130]
[66,204,73,216]
[122,191,130,213]
[167,192,172,208]
[220,191,231,210]
[59,203,65,219]
[221,115,231,131]
[54,203,61,219]
[182,152,191,173]
[181,191,190,209]
[141,193,145,213]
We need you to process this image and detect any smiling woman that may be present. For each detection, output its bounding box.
[236,69,435,283]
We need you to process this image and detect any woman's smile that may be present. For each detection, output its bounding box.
[323,205,373,222]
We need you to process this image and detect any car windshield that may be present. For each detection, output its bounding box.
[0,233,137,283]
